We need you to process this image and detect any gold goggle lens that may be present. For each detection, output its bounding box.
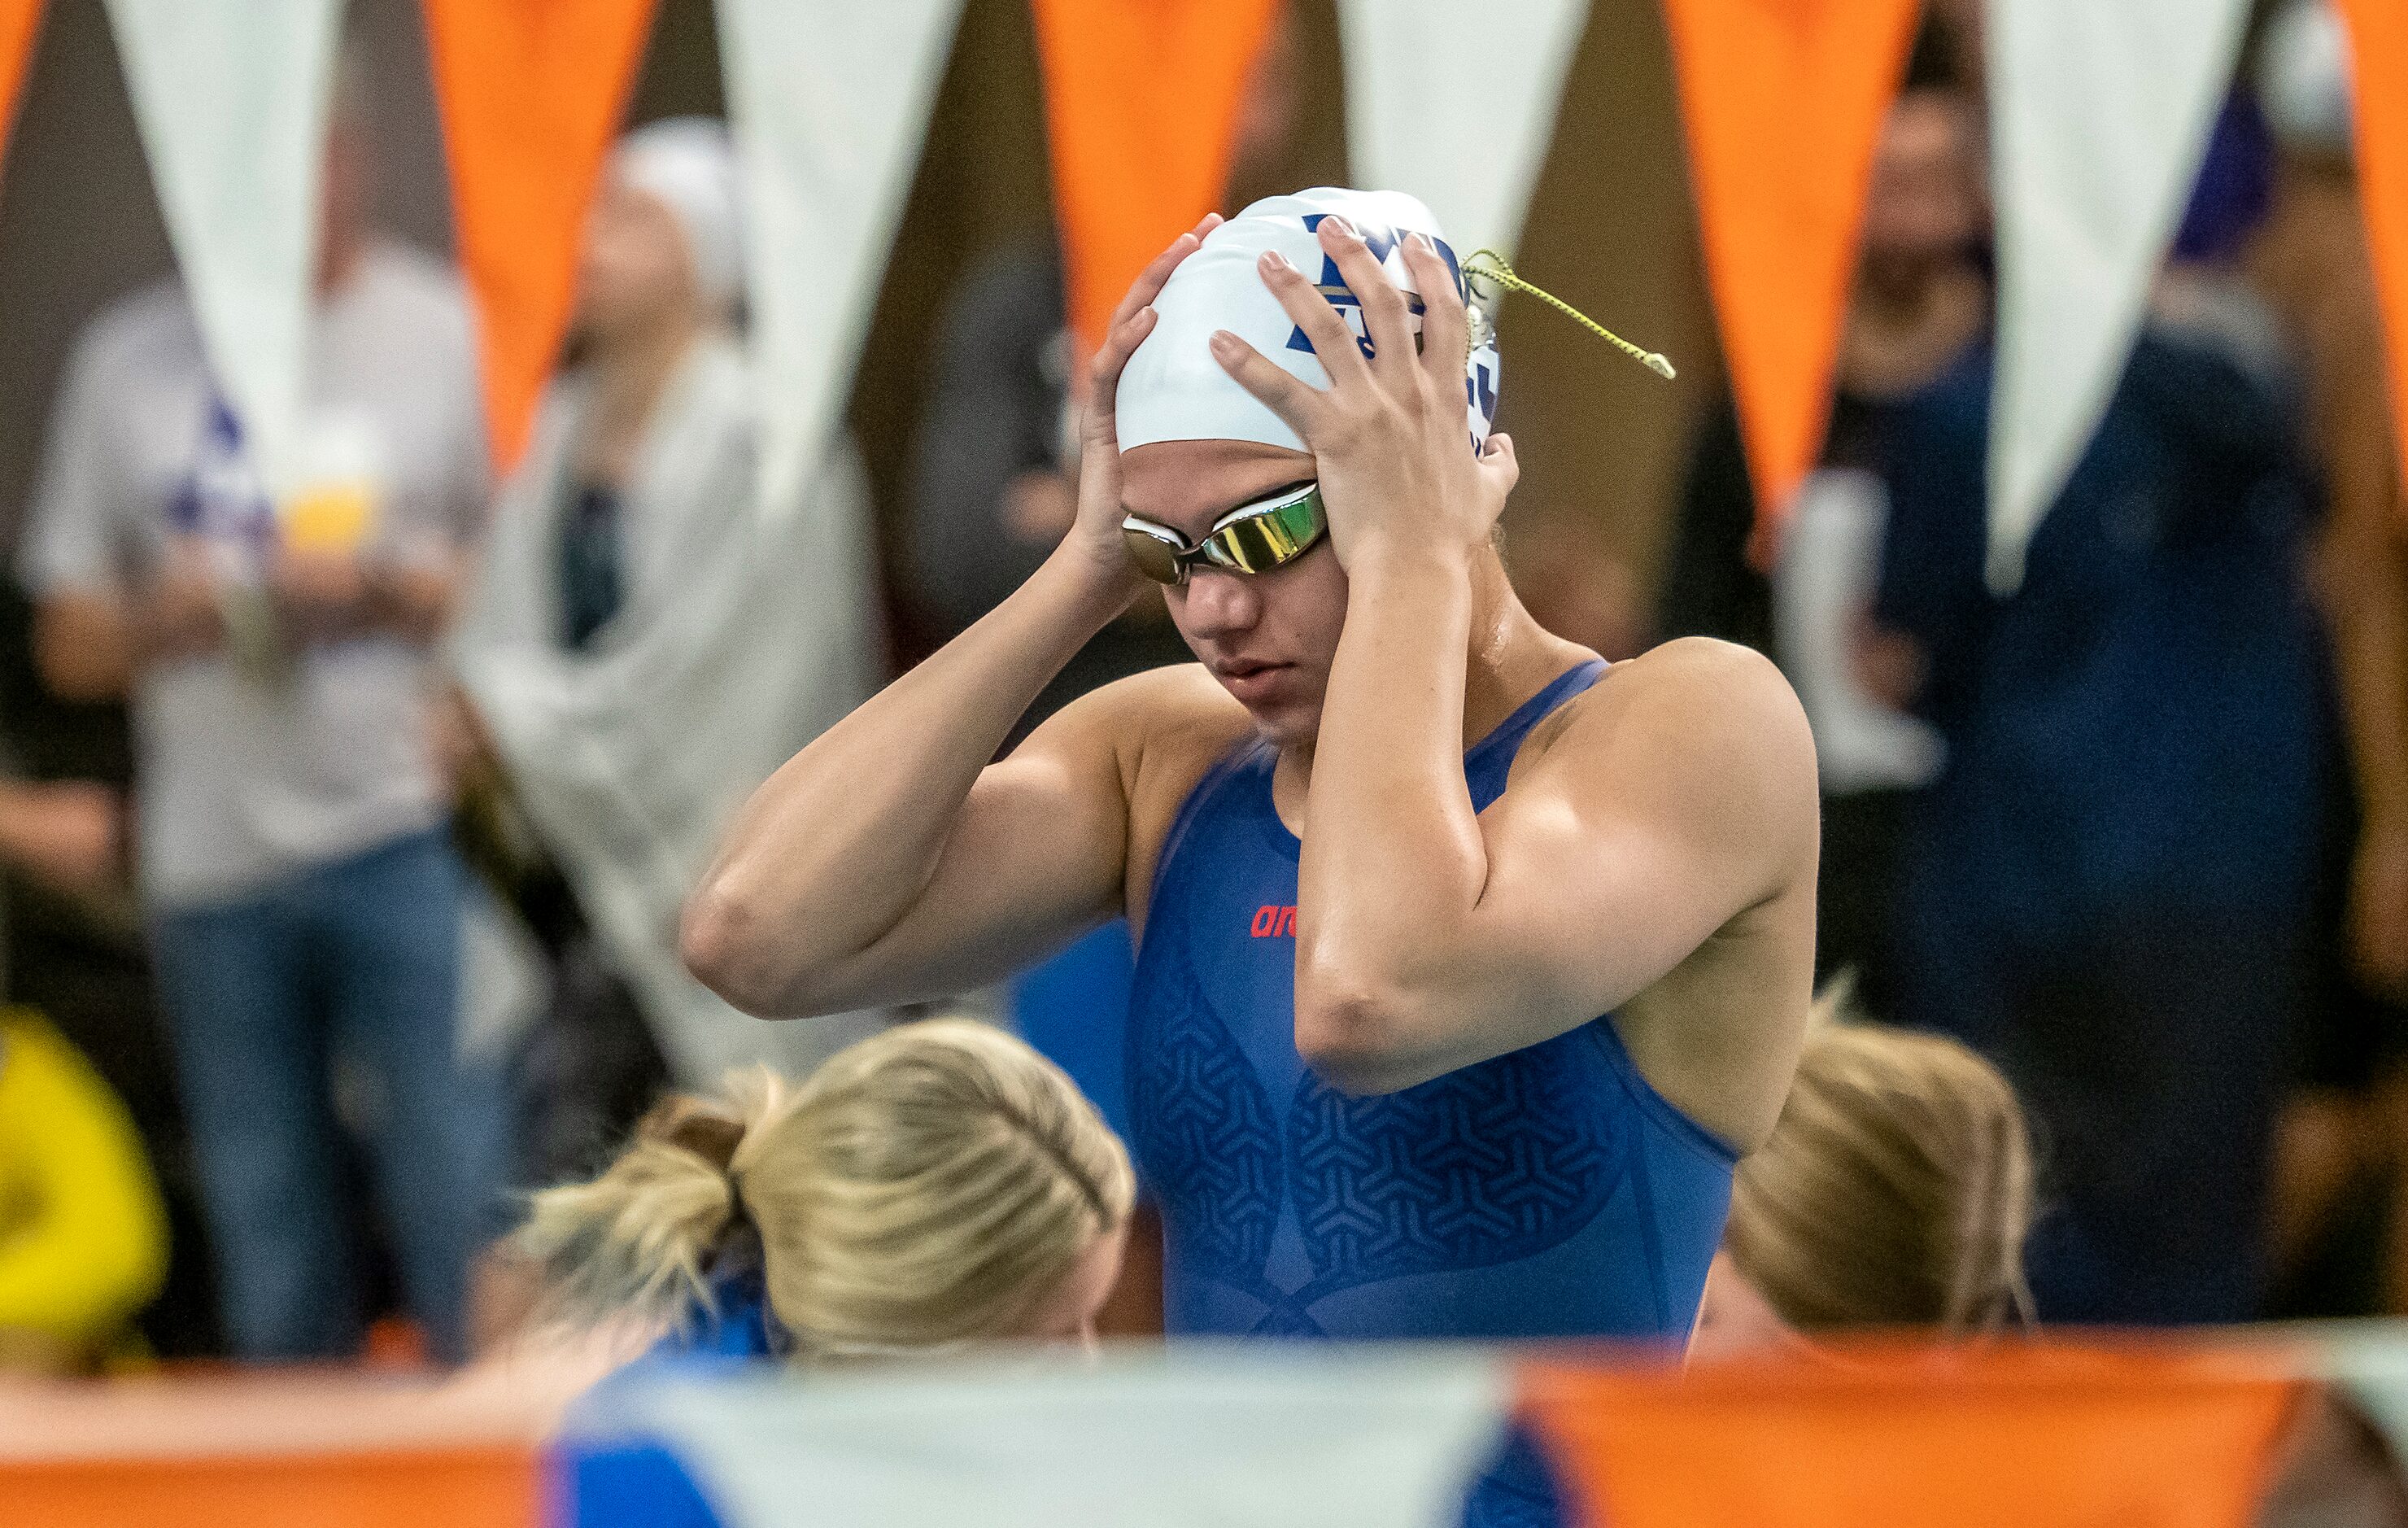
[1120,484,1325,586]
[1119,522,1188,584]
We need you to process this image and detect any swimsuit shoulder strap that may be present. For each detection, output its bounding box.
[1466,658,1608,810]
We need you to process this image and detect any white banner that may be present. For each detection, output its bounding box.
[1336,0,1590,259]
[1985,0,2249,592]
[714,0,963,522]
[577,1346,1513,1528]
[103,0,339,502]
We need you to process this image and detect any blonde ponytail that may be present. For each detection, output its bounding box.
[520,1019,1134,1357]
[518,1072,794,1331]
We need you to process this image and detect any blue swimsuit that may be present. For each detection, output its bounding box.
[1127,660,1737,1342]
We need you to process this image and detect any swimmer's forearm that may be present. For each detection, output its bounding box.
[683,551,1132,1015]
[1293,548,1490,1089]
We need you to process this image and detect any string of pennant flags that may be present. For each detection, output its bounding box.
[12,1331,2406,1527]
[1,0,2405,590]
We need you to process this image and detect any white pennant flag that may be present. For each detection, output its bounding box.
[104,0,339,503]
[1336,0,1590,259]
[1986,0,2249,592]
[715,0,963,521]
[574,1347,1513,1528]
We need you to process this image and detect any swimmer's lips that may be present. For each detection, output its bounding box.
[1213,660,1295,705]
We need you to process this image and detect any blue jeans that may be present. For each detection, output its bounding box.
[151,829,505,1360]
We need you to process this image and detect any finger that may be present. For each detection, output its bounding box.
[1256,248,1372,386]
[1085,305,1159,442]
[1106,229,1206,337]
[1402,232,1471,397]
[1318,216,1415,375]
[1480,431,1521,496]
[1210,328,1325,439]
[1190,212,1224,242]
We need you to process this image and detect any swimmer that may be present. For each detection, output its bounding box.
[522,1018,1132,1528]
[519,1018,1133,1360]
[1691,1006,2036,1359]
[684,187,1818,1345]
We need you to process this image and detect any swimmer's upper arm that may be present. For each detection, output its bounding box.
[1309,640,1818,1091]
[776,668,1219,1013]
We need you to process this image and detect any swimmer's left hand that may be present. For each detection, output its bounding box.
[1207,216,1516,575]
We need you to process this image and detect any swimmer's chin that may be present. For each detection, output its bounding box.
[1235,692,1323,750]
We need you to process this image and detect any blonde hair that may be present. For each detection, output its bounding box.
[1724,994,2035,1336]
[518,1019,1135,1357]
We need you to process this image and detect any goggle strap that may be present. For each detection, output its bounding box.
[1463,249,1677,381]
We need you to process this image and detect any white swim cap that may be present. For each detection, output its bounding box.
[1115,188,1502,455]
[613,117,744,313]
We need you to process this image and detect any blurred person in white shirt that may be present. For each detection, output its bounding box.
[18,83,501,1362]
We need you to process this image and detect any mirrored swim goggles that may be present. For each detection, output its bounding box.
[1120,480,1327,586]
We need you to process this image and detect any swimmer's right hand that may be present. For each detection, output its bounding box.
[1058,215,1222,592]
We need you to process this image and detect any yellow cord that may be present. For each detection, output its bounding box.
[1464,250,1677,381]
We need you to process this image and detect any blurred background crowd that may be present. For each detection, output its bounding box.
[1,0,2404,1372]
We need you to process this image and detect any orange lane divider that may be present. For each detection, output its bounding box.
[1522,1337,2308,1528]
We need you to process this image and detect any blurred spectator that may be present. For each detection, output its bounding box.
[451,120,886,1105]
[519,1017,1131,1358]
[1864,139,2333,1318]
[0,1006,168,1374]
[1690,997,2034,1359]
[0,771,116,895]
[2245,0,2408,1316]
[16,89,503,1361]
[1659,59,1985,1017]
[531,1017,1136,1528]
[0,583,219,1358]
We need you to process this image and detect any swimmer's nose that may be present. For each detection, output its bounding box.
[1174,567,1262,640]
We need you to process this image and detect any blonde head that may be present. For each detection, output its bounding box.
[1723,997,2035,1336]
[519,1019,1135,1358]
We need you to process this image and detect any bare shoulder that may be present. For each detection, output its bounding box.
[1515,638,1819,864]
[1586,635,1808,731]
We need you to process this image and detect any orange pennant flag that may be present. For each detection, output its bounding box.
[1031,0,1283,363]
[0,0,43,172]
[2340,0,2408,499]
[1660,0,1922,552]
[1522,1342,2301,1528]
[421,0,660,474]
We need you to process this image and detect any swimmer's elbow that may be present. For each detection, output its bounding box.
[681,882,809,1017]
[1293,980,1424,1097]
